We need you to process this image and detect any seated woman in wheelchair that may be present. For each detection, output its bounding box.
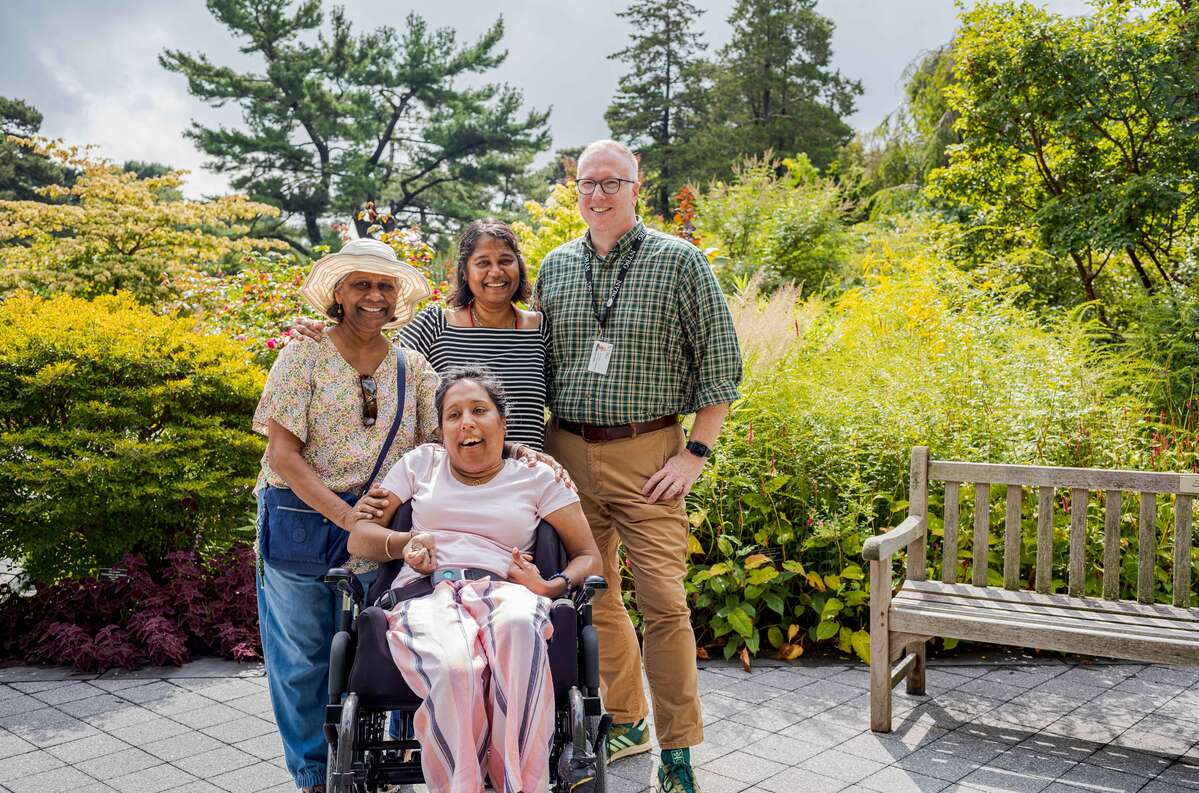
[347,365,601,793]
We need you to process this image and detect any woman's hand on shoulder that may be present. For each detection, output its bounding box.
[509,444,576,492]
[288,316,326,342]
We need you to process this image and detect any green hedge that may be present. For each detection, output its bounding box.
[0,291,265,582]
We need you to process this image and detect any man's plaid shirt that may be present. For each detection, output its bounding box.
[533,221,743,426]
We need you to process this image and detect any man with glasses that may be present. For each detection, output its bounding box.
[535,139,742,793]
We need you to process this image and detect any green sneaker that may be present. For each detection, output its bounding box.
[655,748,700,793]
[605,718,651,762]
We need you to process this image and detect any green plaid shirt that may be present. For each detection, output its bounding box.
[534,221,742,425]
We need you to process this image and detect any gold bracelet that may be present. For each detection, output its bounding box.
[384,531,396,560]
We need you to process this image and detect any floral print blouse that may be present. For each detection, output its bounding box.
[253,335,440,572]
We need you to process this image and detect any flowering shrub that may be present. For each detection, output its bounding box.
[166,251,310,366]
[0,291,265,582]
[513,182,587,283]
[0,546,259,672]
[684,226,1153,663]
[0,137,282,302]
[166,226,446,366]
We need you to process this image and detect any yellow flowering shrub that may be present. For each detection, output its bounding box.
[0,291,265,582]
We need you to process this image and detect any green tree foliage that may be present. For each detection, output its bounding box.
[695,155,848,292]
[160,0,550,248]
[0,138,282,302]
[604,0,708,214]
[928,0,1199,312]
[0,96,68,201]
[684,0,861,183]
[0,292,266,582]
[834,43,959,219]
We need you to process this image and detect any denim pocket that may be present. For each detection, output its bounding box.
[261,488,355,576]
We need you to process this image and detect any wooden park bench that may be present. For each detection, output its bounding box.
[863,446,1199,732]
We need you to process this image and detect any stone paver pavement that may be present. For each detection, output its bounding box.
[1,653,1197,792]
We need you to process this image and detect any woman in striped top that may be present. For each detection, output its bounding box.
[399,219,550,449]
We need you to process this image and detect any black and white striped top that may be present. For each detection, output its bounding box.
[398,306,549,449]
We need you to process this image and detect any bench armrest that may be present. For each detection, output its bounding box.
[862,515,926,561]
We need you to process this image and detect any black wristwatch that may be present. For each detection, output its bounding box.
[685,440,713,459]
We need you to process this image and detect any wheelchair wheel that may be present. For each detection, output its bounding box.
[328,692,363,793]
[561,687,605,793]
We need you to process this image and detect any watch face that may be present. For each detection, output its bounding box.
[687,441,711,458]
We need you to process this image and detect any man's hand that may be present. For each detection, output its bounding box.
[506,547,548,594]
[643,451,705,504]
[510,443,577,492]
[404,532,437,574]
[288,316,326,342]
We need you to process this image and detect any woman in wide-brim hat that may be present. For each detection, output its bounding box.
[252,238,441,793]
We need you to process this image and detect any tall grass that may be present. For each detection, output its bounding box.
[687,227,1163,660]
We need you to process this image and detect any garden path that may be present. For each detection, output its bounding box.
[0,651,1196,793]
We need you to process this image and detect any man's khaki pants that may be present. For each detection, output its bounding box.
[545,422,703,750]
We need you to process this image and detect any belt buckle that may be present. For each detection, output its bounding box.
[432,568,463,583]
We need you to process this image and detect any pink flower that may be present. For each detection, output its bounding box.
[266,338,278,350]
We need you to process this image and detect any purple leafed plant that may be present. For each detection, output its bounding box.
[0,544,261,673]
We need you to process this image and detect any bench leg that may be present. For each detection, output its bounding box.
[906,640,926,696]
[869,559,893,732]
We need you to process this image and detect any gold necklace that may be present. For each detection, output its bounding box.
[451,460,504,486]
[470,301,516,329]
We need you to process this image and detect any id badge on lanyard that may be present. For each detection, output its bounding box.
[587,340,614,375]
[583,231,645,377]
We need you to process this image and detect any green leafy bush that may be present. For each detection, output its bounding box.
[0,291,266,582]
[695,155,850,293]
[686,227,1152,662]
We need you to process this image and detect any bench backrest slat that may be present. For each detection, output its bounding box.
[1103,491,1122,600]
[1036,487,1054,594]
[1069,488,1088,597]
[929,461,1198,494]
[915,447,1195,606]
[1139,492,1157,604]
[1004,487,1023,590]
[908,447,930,583]
[1176,495,1193,608]
[943,481,960,584]
[973,482,990,587]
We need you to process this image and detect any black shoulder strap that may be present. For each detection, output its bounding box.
[361,349,407,494]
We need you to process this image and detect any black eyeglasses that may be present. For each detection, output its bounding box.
[576,177,637,195]
[359,375,378,427]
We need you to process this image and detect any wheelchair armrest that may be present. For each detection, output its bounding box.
[573,575,607,608]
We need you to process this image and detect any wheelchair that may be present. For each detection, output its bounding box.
[323,502,612,792]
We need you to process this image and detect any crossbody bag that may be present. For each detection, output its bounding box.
[260,351,407,577]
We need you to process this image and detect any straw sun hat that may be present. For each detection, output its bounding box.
[299,238,432,330]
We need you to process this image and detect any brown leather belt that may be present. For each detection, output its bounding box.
[556,414,678,443]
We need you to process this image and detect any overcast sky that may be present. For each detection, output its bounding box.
[0,0,1091,197]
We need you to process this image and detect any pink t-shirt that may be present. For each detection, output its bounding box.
[379,444,580,589]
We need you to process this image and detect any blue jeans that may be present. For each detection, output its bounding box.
[256,498,375,789]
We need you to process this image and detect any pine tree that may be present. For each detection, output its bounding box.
[604,0,708,214]
[0,97,68,202]
[160,0,549,250]
[695,0,861,181]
